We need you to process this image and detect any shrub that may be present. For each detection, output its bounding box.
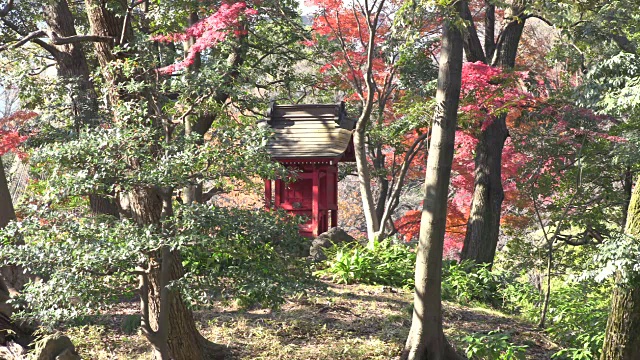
[317,239,416,288]
[461,331,528,360]
[545,282,609,359]
[442,260,507,306]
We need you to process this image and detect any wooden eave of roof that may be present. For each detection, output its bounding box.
[262,102,356,160]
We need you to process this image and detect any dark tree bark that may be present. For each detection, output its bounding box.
[460,1,485,64]
[0,158,15,229]
[44,0,99,126]
[0,158,32,348]
[44,0,120,217]
[84,0,132,107]
[484,1,496,61]
[402,2,464,359]
[460,117,508,265]
[460,0,527,267]
[82,2,218,358]
[127,186,222,360]
[601,178,640,360]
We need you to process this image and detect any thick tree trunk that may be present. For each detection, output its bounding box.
[460,0,526,266]
[460,117,508,266]
[44,0,120,217]
[44,0,99,126]
[601,178,640,360]
[147,250,221,360]
[0,158,15,229]
[84,0,132,107]
[402,3,464,359]
[127,187,220,360]
[0,158,32,347]
[83,2,214,357]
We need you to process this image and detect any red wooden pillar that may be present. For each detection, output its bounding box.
[264,179,272,209]
[312,165,319,237]
[329,165,338,228]
[274,176,281,207]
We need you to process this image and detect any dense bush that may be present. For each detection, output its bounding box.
[442,260,506,306]
[544,282,609,359]
[461,331,528,360]
[0,205,314,324]
[317,239,416,288]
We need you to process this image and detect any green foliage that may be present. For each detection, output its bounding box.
[545,282,609,359]
[442,260,509,306]
[461,331,528,360]
[552,346,599,360]
[587,232,640,284]
[0,205,314,325]
[317,239,416,288]
[498,279,539,318]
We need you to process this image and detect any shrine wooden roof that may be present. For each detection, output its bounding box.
[260,102,356,160]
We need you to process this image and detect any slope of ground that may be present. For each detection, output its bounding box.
[63,281,559,359]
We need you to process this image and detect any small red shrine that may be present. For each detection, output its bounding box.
[262,102,356,237]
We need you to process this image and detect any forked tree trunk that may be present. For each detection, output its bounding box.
[44,0,120,217]
[82,2,215,357]
[460,0,527,266]
[402,3,464,359]
[601,178,640,360]
[127,187,221,360]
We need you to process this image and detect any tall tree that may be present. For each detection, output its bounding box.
[0,111,33,348]
[0,0,120,216]
[81,1,215,358]
[402,1,464,359]
[309,0,438,244]
[0,1,309,359]
[458,0,530,266]
[601,180,640,359]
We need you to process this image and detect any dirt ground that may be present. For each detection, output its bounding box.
[64,281,559,359]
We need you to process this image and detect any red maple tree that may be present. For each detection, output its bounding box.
[152,2,257,74]
[0,110,35,156]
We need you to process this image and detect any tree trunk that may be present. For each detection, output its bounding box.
[0,158,15,229]
[601,177,640,360]
[375,175,389,227]
[460,0,526,266]
[82,2,215,357]
[402,3,464,358]
[354,128,380,244]
[460,117,508,266]
[146,250,224,360]
[44,0,99,127]
[537,238,552,328]
[127,187,221,360]
[84,0,132,107]
[44,0,120,217]
[0,158,32,347]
